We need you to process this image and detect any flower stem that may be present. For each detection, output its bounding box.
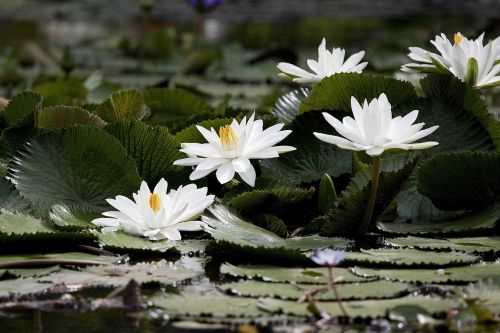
[358,155,381,235]
[327,267,348,318]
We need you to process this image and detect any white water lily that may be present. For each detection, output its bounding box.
[402,32,500,88]
[277,38,368,83]
[313,93,439,156]
[92,179,214,241]
[173,113,295,187]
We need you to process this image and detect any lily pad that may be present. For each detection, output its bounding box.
[272,87,309,123]
[221,280,413,301]
[40,262,200,287]
[95,231,178,254]
[150,289,265,318]
[299,73,417,114]
[259,295,460,318]
[220,264,373,284]
[343,248,479,267]
[104,121,189,187]
[352,262,500,284]
[9,126,142,215]
[36,106,106,130]
[385,236,500,253]
[377,204,499,235]
[95,89,146,123]
[0,252,121,268]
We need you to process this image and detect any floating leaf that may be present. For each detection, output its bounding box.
[271,87,309,123]
[418,151,500,211]
[10,126,142,214]
[143,88,212,125]
[40,262,199,287]
[0,252,120,268]
[95,231,178,254]
[95,89,146,123]
[385,236,500,253]
[352,262,500,284]
[221,280,413,301]
[36,106,106,130]
[259,296,459,318]
[0,211,56,237]
[344,248,478,267]
[0,278,52,298]
[299,73,417,113]
[104,121,189,188]
[2,91,42,128]
[221,264,374,284]
[150,289,265,318]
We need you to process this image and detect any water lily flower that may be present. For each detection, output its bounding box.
[314,93,439,235]
[311,249,345,267]
[173,113,296,187]
[188,0,224,12]
[92,179,214,241]
[402,32,500,89]
[313,93,439,156]
[277,38,368,83]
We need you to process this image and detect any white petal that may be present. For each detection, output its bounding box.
[238,164,256,187]
[215,161,236,184]
[232,157,251,173]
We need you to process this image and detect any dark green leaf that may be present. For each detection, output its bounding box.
[418,151,500,211]
[105,121,189,188]
[10,126,142,214]
[300,73,417,113]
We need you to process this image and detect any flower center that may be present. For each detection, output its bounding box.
[219,125,238,151]
[149,193,160,213]
[454,33,463,45]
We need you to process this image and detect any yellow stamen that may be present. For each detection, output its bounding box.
[219,125,238,151]
[149,193,160,213]
[454,33,463,45]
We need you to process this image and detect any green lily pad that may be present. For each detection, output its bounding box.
[377,205,499,235]
[299,73,417,114]
[95,231,178,254]
[150,289,265,318]
[0,252,121,268]
[352,262,500,284]
[9,126,142,215]
[104,121,189,188]
[2,91,42,128]
[259,295,460,318]
[221,280,413,301]
[95,89,146,123]
[36,106,106,130]
[40,262,200,287]
[343,248,479,267]
[385,236,500,253]
[220,264,373,284]
[417,151,500,211]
